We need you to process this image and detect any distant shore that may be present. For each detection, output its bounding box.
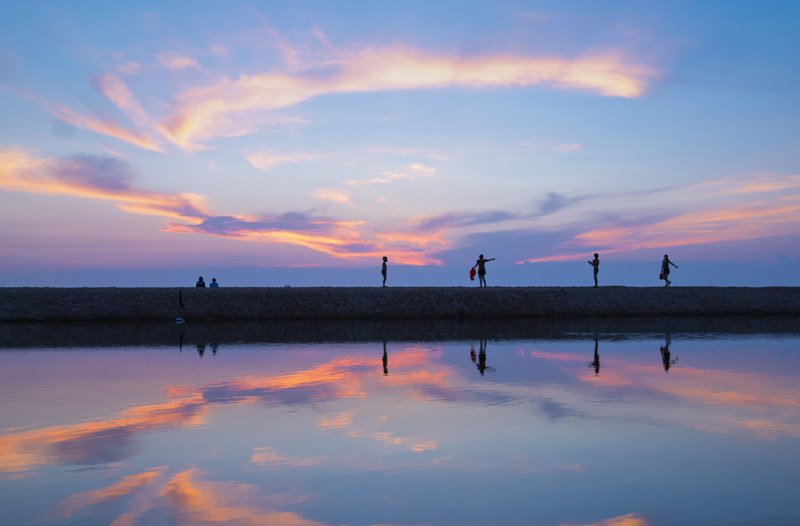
[1,286,799,322]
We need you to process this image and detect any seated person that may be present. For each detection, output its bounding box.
[196,276,206,287]
[209,278,219,288]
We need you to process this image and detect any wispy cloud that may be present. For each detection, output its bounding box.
[96,74,149,126]
[49,103,163,153]
[156,45,656,150]
[155,51,200,70]
[346,163,437,186]
[0,148,443,264]
[246,151,323,171]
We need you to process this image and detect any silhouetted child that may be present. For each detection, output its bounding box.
[588,253,599,287]
[196,276,205,287]
[472,254,495,287]
[661,255,678,287]
[381,257,388,287]
[209,278,219,288]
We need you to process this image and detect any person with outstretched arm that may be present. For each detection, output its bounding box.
[472,254,495,287]
[381,256,388,287]
[661,254,678,287]
[588,253,600,287]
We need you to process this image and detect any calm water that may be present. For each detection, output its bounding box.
[1,321,799,526]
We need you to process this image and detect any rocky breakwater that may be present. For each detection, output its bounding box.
[1,286,799,322]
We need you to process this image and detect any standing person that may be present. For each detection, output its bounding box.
[381,256,388,287]
[472,254,495,287]
[661,254,678,287]
[588,253,600,287]
[209,278,219,288]
[196,276,206,288]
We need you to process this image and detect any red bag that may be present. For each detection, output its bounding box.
[659,272,664,280]
[470,268,476,281]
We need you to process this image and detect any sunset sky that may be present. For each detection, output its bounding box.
[1,1,799,285]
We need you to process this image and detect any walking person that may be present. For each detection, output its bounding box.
[381,256,388,287]
[660,254,678,287]
[472,254,495,287]
[588,253,600,287]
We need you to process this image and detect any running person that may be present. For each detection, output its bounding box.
[588,253,600,287]
[472,254,495,287]
[381,256,388,287]
[661,254,678,287]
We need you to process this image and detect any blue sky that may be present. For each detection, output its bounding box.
[1,1,799,284]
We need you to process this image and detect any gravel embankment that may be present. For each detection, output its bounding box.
[1,286,799,322]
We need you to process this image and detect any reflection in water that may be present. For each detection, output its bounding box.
[660,333,677,373]
[589,335,600,376]
[1,329,799,526]
[474,339,494,376]
[197,343,205,357]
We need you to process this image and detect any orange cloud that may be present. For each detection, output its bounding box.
[97,74,150,127]
[0,349,452,473]
[0,148,207,223]
[59,468,165,518]
[157,46,656,150]
[51,104,163,153]
[250,447,327,468]
[561,513,649,526]
[0,394,206,472]
[58,469,330,526]
[516,172,800,262]
[0,148,445,264]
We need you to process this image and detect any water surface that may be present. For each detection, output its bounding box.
[1,320,799,525]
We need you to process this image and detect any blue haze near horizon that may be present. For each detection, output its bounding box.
[3,258,799,287]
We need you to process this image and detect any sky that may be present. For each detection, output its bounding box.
[1,1,800,286]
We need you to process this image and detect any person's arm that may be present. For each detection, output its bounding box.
[489,258,495,262]
[671,261,678,268]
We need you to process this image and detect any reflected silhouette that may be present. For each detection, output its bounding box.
[588,334,600,376]
[382,341,388,375]
[475,339,495,375]
[660,333,678,372]
[197,343,206,357]
[179,330,184,353]
[211,343,218,356]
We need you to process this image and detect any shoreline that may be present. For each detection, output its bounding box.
[1,286,799,322]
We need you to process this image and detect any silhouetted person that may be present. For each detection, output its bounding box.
[589,335,600,376]
[588,253,599,287]
[197,343,206,357]
[196,276,206,287]
[660,333,677,372]
[210,278,219,287]
[476,340,494,375]
[661,255,678,287]
[472,254,495,287]
[382,341,388,375]
[381,257,388,287]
